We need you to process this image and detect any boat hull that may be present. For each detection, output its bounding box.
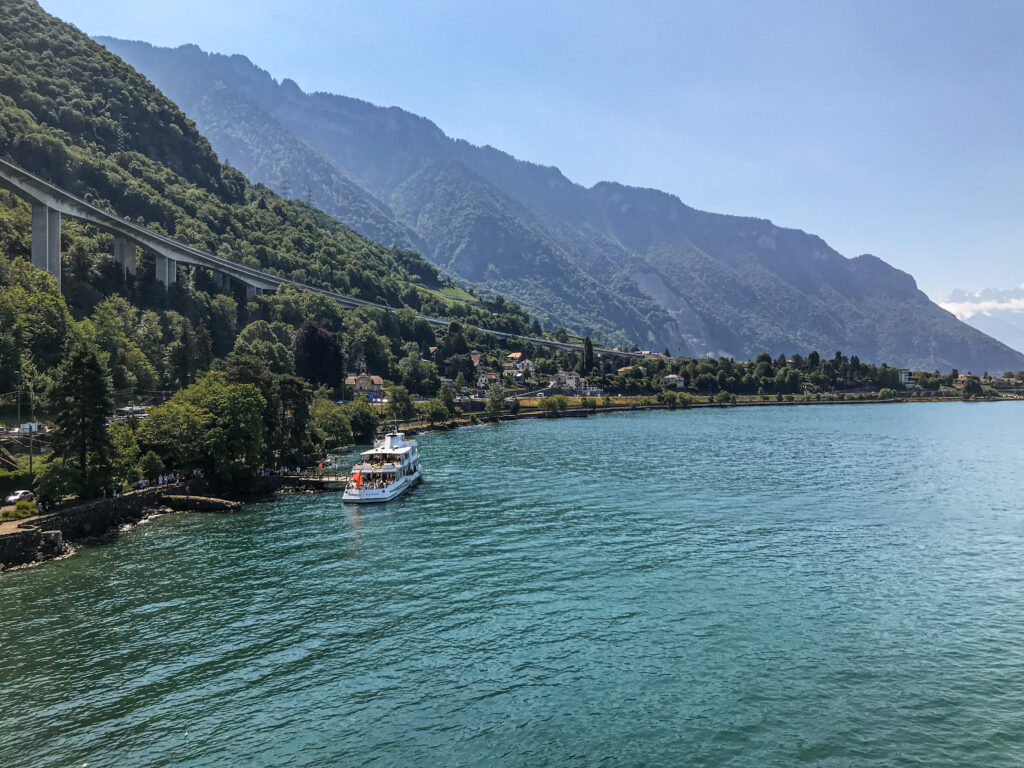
[342,469,422,504]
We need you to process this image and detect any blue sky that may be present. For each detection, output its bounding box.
[42,0,1024,301]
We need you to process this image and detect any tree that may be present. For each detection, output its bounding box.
[233,320,294,375]
[539,394,568,415]
[142,373,266,482]
[422,398,449,425]
[293,321,344,389]
[486,383,505,418]
[454,371,467,393]
[961,377,983,398]
[438,382,455,415]
[49,340,114,494]
[310,398,352,449]
[139,450,165,482]
[387,384,415,422]
[581,336,594,374]
[347,396,379,442]
[34,461,79,507]
[108,422,141,488]
[138,400,211,470]
[186,375,266,482]
[276,374,312,463]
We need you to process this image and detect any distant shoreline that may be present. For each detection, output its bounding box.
[397,392,1014,435]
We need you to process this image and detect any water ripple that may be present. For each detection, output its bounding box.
[3,404,1024,766]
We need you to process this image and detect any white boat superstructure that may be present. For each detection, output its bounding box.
[342,432,422,503]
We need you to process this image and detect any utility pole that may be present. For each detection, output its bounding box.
[27,380,34,475]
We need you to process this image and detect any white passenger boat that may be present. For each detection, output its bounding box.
[342,432,422,503]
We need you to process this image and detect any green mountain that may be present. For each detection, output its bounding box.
[100,37,1024,372]
[0,0,448,313]
[0,0,546,400]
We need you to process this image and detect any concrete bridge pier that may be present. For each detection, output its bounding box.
[30,204,61,287]
[245,283,263,300]
[153,252,177,288]
[113,236,137,278]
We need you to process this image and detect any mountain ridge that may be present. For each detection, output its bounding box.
[99,36,1024,372]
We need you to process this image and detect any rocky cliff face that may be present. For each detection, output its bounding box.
[101,37,1024,372]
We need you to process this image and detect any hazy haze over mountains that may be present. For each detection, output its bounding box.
[101,37,1024,373]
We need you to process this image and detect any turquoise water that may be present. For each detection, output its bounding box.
[3,403,1024,766]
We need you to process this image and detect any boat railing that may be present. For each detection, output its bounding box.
[354,461,404,470]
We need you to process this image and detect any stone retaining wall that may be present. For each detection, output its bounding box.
[0,484,209,570]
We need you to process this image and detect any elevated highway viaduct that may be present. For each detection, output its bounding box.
[0,157,642,361]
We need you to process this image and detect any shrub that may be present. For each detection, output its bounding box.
[1,499,37,522]
[35,461,80,506]
[878,388,896,400]
[539,395,569,414]
[140,450,165,481]
[14,499,37,516]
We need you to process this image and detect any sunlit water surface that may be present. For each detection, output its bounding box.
[3,404,1024,766]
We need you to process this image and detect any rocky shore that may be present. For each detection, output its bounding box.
[0,488,240,571]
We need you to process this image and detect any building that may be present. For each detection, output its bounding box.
[554,370,582,391]
[477,372,502,390]
[345,372,385,397]
[663,374,686,390]
[897,369,916,388]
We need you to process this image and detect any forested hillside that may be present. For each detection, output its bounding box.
[101,36,1024,373]
[0,0,560,498]
[0,0,449,312]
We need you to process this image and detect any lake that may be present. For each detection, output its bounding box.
[2,403,1024,766]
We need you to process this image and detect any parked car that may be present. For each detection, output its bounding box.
[4,489,34,505]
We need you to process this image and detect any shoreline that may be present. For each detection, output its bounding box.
[395,392,1014,435]
[3,395,1012,573]
[0,491,240,572]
